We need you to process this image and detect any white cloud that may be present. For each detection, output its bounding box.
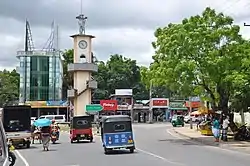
[1,0,250,71]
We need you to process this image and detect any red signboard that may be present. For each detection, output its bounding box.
[191,101,200,108]
[152,100,168,106]
[185,101,200,108]
[100,100,118,111]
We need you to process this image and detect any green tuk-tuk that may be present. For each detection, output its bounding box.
[171,115,184,127]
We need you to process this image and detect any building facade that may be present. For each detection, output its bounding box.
[17,50,63,103]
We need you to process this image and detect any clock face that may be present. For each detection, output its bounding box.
[78,40,87,49]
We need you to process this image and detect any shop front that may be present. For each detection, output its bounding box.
[133,104,150,123]
[100,100,118,116]
[150,98,169,122]
[116,105,132,116]
[168,101,188,121]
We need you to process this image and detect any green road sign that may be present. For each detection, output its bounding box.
[86,104,103,112]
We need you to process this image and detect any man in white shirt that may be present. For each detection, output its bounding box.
[222,116,230,141]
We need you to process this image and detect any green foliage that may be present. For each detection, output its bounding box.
[62,50,150,100]
[0,69,19,106]
[148,7,250,113]
[62,49,74,99]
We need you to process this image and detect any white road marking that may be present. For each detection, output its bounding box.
[15,150,30,166]
[136,148,186,166]
[166,129,250,157]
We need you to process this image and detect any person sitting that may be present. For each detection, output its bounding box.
[50,119,60,139]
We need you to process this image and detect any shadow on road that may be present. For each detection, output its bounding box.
[15,146,38,150]
[158,138,220,147]
[71,141,95,144]
[51,142,61,145]
[105,150,138,155]
[40,149,57,152]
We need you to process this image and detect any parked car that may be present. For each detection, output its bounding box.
[38,115,66,123]
[31,117,37,125]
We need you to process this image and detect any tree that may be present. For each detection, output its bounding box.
[93,54,149,99]
[62,49,74,99]
[148,7,250,113]
[0,69,19,106]
[140,66,173,98]
[61,50,149,100]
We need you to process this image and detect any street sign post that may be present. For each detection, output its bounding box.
[86,104,103,113]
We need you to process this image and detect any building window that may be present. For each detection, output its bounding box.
[31,57,37,71]
[41,74,49,87]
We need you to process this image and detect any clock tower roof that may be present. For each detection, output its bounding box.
[70,34,95,38]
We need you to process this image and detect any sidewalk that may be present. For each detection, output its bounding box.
[173,126,250,153]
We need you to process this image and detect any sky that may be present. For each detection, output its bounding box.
[0,0,250,71]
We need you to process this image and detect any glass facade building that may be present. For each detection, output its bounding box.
[17,51,63,102]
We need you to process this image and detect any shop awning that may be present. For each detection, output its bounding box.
[169,107,188,110]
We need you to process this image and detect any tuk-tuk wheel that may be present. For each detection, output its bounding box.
[182,124,184,127]
[104,148,109,154]
[129,148,134,153]
[89,137,93,142]
[26,141,31,148]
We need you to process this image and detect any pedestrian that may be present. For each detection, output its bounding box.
[41,125,51,151]
[212,116,220,142]
[221,116,230,141]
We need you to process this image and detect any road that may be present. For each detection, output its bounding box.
[14,123,250,166]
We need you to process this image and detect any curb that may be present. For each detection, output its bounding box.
[172,128,250,154]
[172,128,220,147]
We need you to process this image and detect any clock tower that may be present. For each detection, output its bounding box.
[67,14,98,116]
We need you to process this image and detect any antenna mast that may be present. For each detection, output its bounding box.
[42,21,55,51]
[25,20,35,51]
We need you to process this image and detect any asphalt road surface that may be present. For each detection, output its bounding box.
[14,123,250,166]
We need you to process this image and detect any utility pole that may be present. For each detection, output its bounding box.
[149,80,153,123]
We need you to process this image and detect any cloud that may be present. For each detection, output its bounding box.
[0,0,250,70]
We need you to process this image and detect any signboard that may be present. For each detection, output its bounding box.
[86,104,103,113]
[115,89,133,96]
[185,101,201,108]
[117,105,132,110]
[191,101,201,108]
[133,104,149,109]
[169,102,185,108]
[26,101,68,106]
[100,100,118,111]
[189,96,200,102]
[25,101,47,106]
[46,100,68,106]
[152,100,168,106]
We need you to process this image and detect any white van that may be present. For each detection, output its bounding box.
[38,115,66,123]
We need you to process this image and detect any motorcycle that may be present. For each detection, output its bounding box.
[51,130,58,144]
[8,142,16,166]
[234,124,250,141]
